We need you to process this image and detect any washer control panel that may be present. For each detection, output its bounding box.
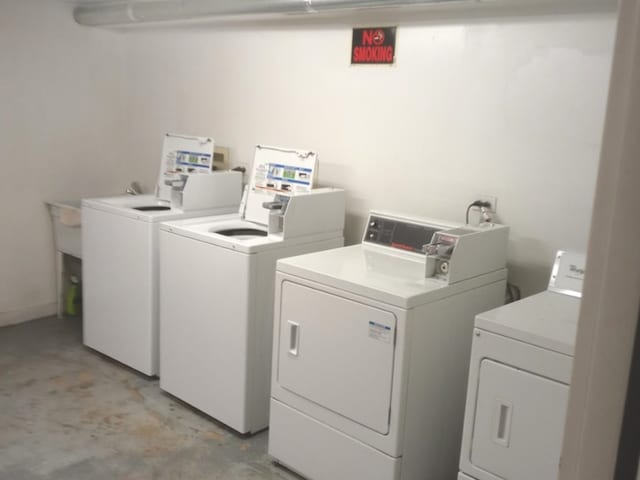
[363,214,442,254]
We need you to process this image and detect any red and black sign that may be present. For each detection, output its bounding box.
[351,27,396,65]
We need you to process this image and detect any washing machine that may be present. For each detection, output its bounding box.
[82,134,242,376]
[458,251,585,480]
[268,211,510,480]
[159,145,346,434]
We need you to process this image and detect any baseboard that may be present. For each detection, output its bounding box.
[0,302,57,328]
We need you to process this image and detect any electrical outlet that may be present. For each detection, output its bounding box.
[475,194,498,213]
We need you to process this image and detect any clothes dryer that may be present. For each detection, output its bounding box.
[269,211,510,480]
[159,145,345,434]
[458,251,585,480]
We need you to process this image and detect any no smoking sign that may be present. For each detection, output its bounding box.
[351,27,397,65]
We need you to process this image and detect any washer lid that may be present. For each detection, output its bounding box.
[160,217,295,253]
[81,195,230,222]
[82,195,177,221]
[242,145,317,225]
[157,133,214,202]
[475,291,580,356]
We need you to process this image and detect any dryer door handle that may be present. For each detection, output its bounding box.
[493,398,513,447]
[288,321,300,357]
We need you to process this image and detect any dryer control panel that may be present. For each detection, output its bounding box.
[363,214,446,254]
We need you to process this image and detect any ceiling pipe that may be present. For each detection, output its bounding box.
[73,0,470,26]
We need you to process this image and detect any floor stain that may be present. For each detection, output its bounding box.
[122,380,145,402]
[77,371,94,386]
[201,431,225,442]
[50,375,68,388]
[60,423,81,431]
[65,371,95,392]
[18,378,37,388]
[102,413,126,427]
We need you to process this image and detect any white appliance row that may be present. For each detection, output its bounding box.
[83,133,576,480]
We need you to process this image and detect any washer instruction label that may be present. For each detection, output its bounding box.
[369,321,392,343]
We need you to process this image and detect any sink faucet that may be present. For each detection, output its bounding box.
[126,181,142,195]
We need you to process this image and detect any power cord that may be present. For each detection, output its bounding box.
[505,282,522,304]
[465,200,492,225]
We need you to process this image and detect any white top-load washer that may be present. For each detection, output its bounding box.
[268,211,510,480]
[82,134,242,376]
[458,251,585,480]
[159,145,346,435]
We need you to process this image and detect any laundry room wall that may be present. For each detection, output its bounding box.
[118,5,616,297]
[0,0,129,326]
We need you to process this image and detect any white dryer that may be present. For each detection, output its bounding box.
[458,251,585,480]
[82,134,242,376]
[269,211,510,480]
[159,145,346,435]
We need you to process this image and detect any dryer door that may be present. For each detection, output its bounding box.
[470,359,569,480]
[276,280,397,435]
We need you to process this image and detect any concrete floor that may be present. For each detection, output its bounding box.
[0,316,301,480]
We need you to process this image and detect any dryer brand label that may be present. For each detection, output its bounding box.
[369,321,392,343]
[548,251,586,298]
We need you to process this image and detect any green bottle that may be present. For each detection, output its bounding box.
[65,275,80,316]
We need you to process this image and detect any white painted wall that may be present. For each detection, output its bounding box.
[0,0,129,326]
[120,8,616,296]
[0,3,617,326]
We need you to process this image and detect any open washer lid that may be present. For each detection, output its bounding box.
[157,133,215,202]
[241,145,317,226]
